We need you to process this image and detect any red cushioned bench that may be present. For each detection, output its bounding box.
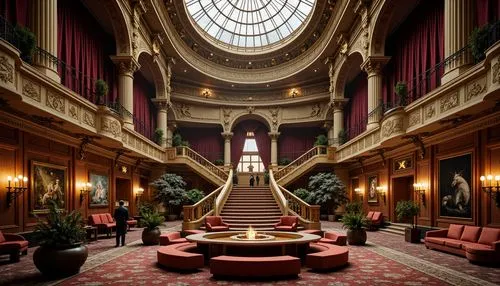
[210,255,301,278]
[88,213,137,237]
[157,242,204,271]
[319,231,347,246]
[306,242,349,270]
[159,231,188,246]
[0,231,28,262]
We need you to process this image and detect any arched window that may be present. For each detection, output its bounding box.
[237,132,265,173]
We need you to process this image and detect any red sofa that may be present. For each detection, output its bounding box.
[159,231,188,246]
[88,213,138,237]
[205,216,230,232]
[367,211,383,230]
[0,231,28,262]
[274,216,298,232]
[424,224,500,264]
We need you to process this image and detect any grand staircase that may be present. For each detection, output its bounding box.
[220,186,282,231]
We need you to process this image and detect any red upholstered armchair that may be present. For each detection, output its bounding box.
[274,216,298,232]
[205,216,230,232]
[0,231,28,262]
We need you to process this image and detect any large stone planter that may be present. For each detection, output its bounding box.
[33,244,88,277]
[142,227,161,245]
[347,229,367,245]
[405,227,421,243]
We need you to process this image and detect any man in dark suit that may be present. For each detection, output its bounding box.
[114,200,129,247]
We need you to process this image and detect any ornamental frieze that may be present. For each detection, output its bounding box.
[424,104,435,120]
[0,55,13,84]
[381,118,404,138]
[492,56,500,84]
[465,79,486,102]
[440,92,459,113]
[68,104,79,120]
[101,118,121,137]
[22,80,40,102]
[83,112,95,127]
[408,111,421,127]
[46,92,65,113]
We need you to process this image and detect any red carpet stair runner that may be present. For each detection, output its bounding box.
[220,186,282,231]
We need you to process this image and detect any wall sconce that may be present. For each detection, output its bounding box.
[289,88,299,98]
[78,182,92,204]
[376,186,387,204]
[135,187,144,203]
[413,182,427,207]
[480,175,500,207]
[354,187,363,201]
[6,175,28,207]
[120,166,128,174]
[202,89,211,99]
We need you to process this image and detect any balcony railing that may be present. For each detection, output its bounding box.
[274,146,327,180]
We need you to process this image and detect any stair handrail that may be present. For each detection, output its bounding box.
[268,170,288,215]
[278,185,321,227]
[274,145,327,180]
[182,169,233,230]
[172,146,229,180]
[215,169,233,215]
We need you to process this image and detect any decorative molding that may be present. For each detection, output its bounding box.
[310,103,322,117]
[425,104,435,120]
[381,118,403,138]
[440,92,459,113]
[408,110,421,127]
[46,92,65,113]
[269,107,279,130]
[465,79,486,102]
[222,107,232,130]
[101,118,121,137]
[83,112,95,127]
[174,103,192,118]
[247,106,255,114]
[22,80,40,102]
[68,104,79,120]
[492,56,500,84]
[0,55,13,84]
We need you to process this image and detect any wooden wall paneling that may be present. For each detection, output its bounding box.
[485,142,500,227]
[0,144,22,232]
[416,158,431,226]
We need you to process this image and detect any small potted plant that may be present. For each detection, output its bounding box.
[263,170,269,185]
[395,200,420,243]
[395,81,408,107]
[278,157,292,166]
[469,24,490,62]
[153,128,165,146]
[14,25,36,63]
[338,130,348,145]
[33,200,88,277]
[214,159,224,166]
[341,212,368,245]
[140,210,165,245]
[94,79,108,105]
[314,134,329,153]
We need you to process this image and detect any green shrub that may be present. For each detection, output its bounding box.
[341,212,368,230]
[293,188,312,204]
[308,173,348,215]
[150,173,186,214]
[279,157,292,166]
[314,134,329,146]
[345,201,363,215]
[264,170,269,184]
[470,24,491,62]
[214,159,224,166]
[153,128,165,145]
[395,81,408,106]
[14,25,36,63]
[94,79,108,104]
[140,211,165,230]
[185,188,205,204]
[395,200,420,229]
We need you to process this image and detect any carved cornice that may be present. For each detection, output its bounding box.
[361,56,390,76]
[110,55,141,76]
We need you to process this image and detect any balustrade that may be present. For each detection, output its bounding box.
[274,146,327,180]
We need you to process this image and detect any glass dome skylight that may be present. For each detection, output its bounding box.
[185,0,315,50]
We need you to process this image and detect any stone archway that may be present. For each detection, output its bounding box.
[102,0,132,55]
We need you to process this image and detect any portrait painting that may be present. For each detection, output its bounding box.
[89,173,109,207]
[367,175,378,203]
[439,153,472,219]
[32,161,66,213]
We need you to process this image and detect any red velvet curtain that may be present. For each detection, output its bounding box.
[254,125,271,168]
[382,0,444,104]
[231,127,247,168]
[133,73,156,139]
[278,127,323,161]
[180,127,224,162]
[477,0,500,27]
[344,73,368,139]
[57,0,117,103]
[0,0,28,26]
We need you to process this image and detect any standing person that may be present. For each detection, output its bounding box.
[114,200,129,247]
[249,174,255,187]
[256,175,260,186]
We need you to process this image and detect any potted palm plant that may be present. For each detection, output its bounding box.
[341,212,368,245]
[395,82,408,107]
[33,200,88,277]
[140,210,165,245]
[395,200,421,243]
[153,128,165,146]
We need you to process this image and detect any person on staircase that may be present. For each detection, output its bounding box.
[249,174,255,187]
[256,175,260,186]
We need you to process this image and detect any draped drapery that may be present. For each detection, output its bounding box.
[344,73,368,140]
[278,127,323,161]
[180,127,224,162]
[0,0,28,26]
[57,0,117,104]
[382,0,444,104]
[254,126,271,168]
[476,0,500,27]
[133,73,156,140]
[231,127,247,168]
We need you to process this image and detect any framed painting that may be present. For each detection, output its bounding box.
[31,161,67,213]
[438,153,472,219]
[89,172,109,207]
[367,175,378,203]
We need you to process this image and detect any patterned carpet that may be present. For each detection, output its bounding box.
[0,221,498,286]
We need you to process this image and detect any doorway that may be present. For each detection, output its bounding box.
[115,178,132,206]
[392,176,414,223]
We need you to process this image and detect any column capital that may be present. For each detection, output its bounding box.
[330,98,349,110]
[361,56,390,76]
[110,55,141,76]
[221,132,233,140]
[152,98,171,110]
[268,132,280,140]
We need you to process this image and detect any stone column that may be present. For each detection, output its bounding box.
[324,121,334,146]
[269,132,280,168]
[111,56,140,129]
[332,99,348,146]
[154,100,169,148]
[30,0,60,82]
[361,56,390,131]
[441,0,474,84]
[221,132,233,167]
[166,122,176,147]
